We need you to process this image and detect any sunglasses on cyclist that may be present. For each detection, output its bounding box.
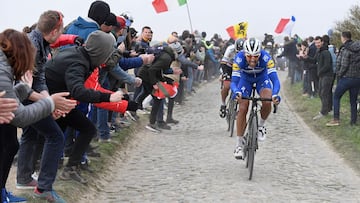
[245,54,260,59]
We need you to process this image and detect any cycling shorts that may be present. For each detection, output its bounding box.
[220,63,232,81]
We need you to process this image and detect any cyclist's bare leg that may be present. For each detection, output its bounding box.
[221,81,231,104]
[259,88,272,120]
[236,99,249,137]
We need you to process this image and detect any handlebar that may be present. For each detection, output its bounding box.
[240,96,277,114]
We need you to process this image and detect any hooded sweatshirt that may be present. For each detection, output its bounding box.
[45,31,115,103]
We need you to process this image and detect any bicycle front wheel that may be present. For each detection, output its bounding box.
[246,113,257,180]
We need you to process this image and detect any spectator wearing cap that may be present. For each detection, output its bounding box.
[114,16,127,45]
[62,0,111,172]
[101,12,119,33]
[90,13,150,142]
[66,0,110,40]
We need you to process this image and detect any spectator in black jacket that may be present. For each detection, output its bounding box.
[45,30,126,184]
[304,36,334,120]
[136,46,176,132]
[307,36,319,97]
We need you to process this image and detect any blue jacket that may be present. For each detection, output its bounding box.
[119,57,143,71]
[65,16,99,41]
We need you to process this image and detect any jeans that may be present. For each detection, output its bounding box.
[16,128,44,184]
[17,115,64,191]
[333,77,360,124]
[89,106,110,140]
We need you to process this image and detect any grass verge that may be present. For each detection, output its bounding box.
[283,79,360,174]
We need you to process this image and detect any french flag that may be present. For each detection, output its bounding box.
[274,16,296,36]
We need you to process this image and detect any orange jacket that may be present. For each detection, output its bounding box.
[84,67,128,113]
[50,34,78,48]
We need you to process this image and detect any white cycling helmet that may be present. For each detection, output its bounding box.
[243,38,261,55]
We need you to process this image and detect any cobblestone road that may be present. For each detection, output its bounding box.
[83,71,360,202]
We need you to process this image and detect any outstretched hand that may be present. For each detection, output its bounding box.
[0,91,18,124]
[51,92,77,113]
[110,91,123,102]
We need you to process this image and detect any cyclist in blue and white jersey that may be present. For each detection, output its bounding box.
[219,38,245,118]
[231,38,281,159]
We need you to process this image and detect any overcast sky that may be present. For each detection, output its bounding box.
[1,0,359,41]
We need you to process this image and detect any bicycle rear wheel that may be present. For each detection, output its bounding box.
[226,100,231,131]
[246,114,257,180]
[229,99,237,137]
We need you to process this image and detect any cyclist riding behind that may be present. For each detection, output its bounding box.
[219,38,245,118]
[231,38,281,160]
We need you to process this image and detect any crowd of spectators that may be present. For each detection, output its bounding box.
[1,1,359,202]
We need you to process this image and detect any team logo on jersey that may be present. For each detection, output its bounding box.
[232,63,240,71]
[267,59,275,68]
[240,86,246,93]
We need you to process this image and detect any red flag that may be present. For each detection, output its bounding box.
[226,26,236,40]
[152,0,168,13]
[152,82,179,99]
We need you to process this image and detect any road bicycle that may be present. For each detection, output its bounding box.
[219,75,237,137]
[241,85,277,180]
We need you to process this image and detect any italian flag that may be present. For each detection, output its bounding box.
[152,0,187,13]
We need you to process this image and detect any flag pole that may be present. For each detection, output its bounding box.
[185,1,193,33]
